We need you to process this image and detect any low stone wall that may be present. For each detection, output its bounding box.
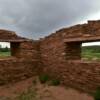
[42,60,100,93]
[0,58,40,85]
[40,32,100,93]
[0,39,42,85]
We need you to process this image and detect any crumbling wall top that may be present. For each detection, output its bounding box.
[0,29,29,42]
[41,20,100,43]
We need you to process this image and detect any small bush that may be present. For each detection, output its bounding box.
[32,79,37,85]
[94,87,100,100]
[39,74,49,84]
[51,79,60,86]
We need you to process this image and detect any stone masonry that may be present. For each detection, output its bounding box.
[0,30,41,84]
[0,20,100,93]
[40,20,100,93]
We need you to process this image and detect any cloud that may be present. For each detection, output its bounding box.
[0,0,100,39]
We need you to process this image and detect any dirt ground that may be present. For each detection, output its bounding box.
[0,77,94,100]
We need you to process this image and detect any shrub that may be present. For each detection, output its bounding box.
[94,87,100,100]
[51,79,60,86]
[39,74,49,84]
[32,79,37,85]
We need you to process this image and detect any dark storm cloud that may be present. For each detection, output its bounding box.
[0,0,100,39]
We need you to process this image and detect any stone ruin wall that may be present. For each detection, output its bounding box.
[0,20,100,93]
[0,32,41,84]
[40,20,100,93]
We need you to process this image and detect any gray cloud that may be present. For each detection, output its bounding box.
[0,0,100,39]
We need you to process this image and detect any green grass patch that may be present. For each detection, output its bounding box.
[39,74,49,84]
[39,74,60,86]
[93,87,100,100]
[50,79,60,86]
[82,46,100,60]
[0,51,11,57]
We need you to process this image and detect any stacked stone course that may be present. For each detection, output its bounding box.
[40,20,100,93]
[0,20,100,93]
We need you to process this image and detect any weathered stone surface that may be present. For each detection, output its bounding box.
[0,29,41,85]
[0,29,27,42]
[39,20,100,93]
[1,20,100,93]
[0,58,40,85]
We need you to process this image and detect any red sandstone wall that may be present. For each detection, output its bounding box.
[40,21,100,93]
[41,60,100,93]
[40,32,82,67]
[40,33,66,68]
[0,58,39,85]
[40,35,100,93]
[1,20,100,93]
[11,40,40,60]
[0,40,41,85]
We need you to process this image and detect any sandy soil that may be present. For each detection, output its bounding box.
[0,77,94,100]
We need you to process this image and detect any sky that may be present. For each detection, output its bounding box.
[0,42,10,48]
[0,0,100,46]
